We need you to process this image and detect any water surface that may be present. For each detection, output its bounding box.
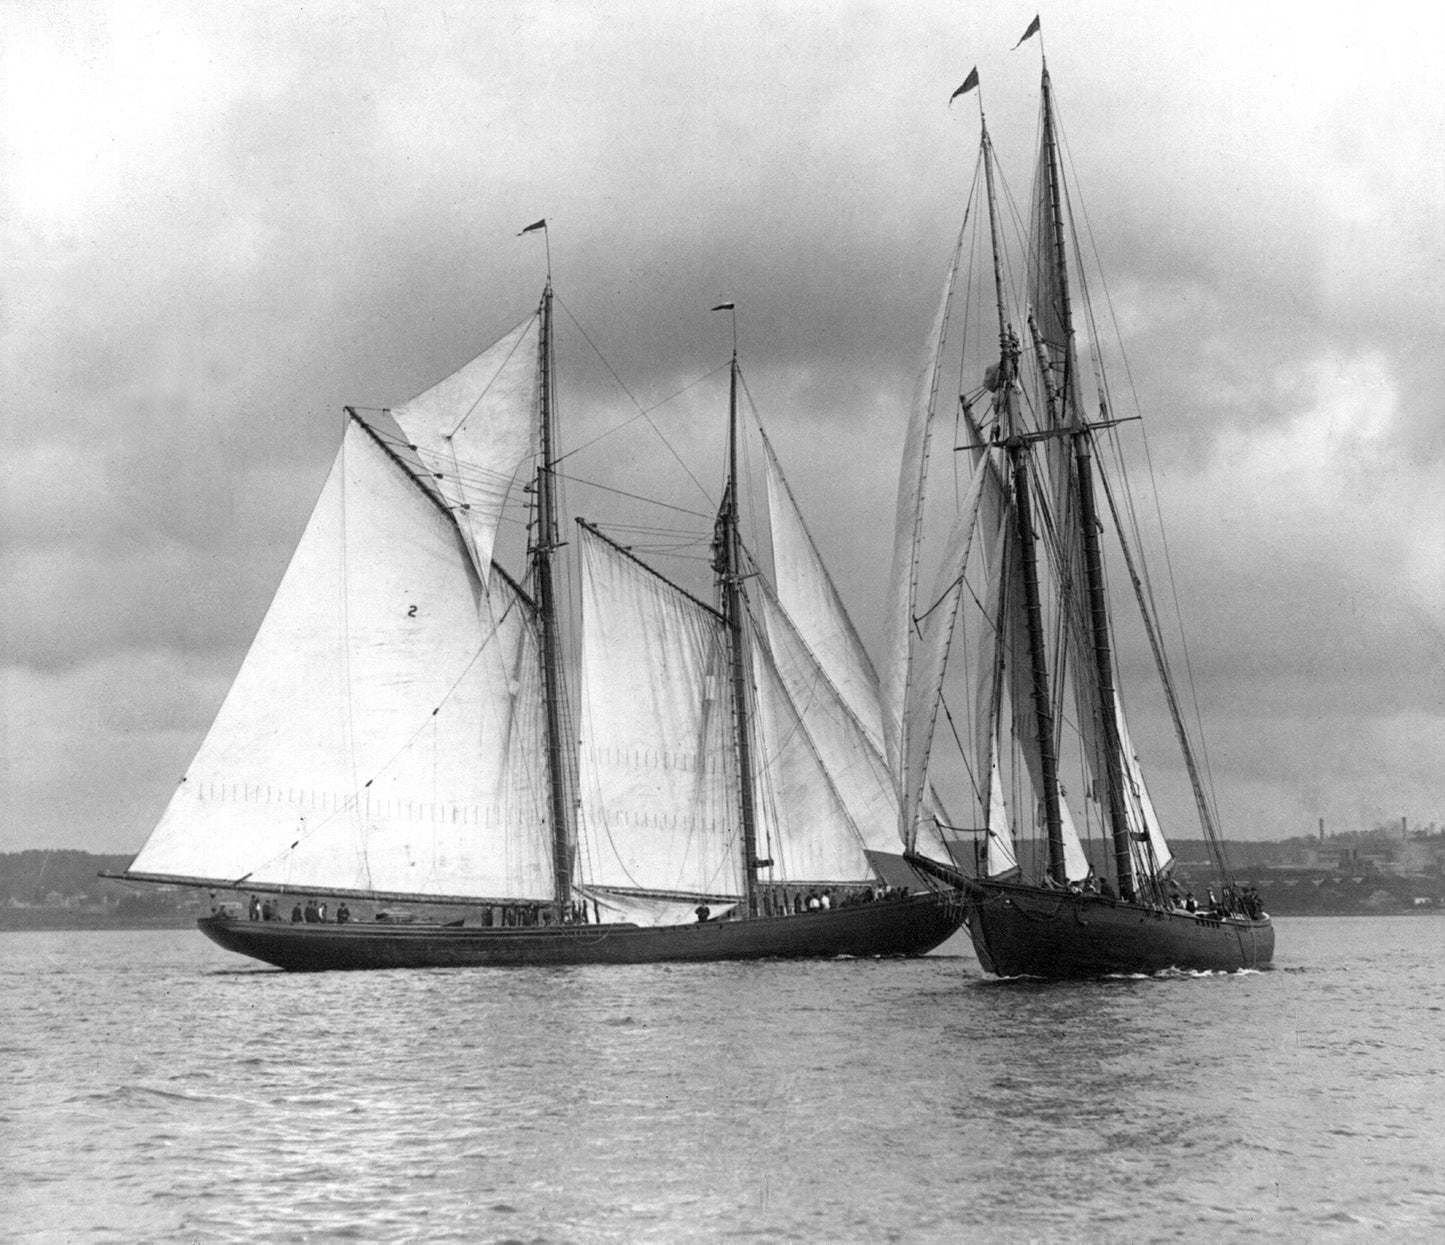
[4,918,1443,1241]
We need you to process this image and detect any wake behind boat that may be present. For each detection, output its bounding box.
[886,28,1273,978]
[109,239,963,970]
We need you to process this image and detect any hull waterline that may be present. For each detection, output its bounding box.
[198,891,965,971]
[961,879,1274,978]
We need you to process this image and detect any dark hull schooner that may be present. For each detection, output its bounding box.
[961,879,1273,978]
[198,891,964,971]
[883,38,1278,982]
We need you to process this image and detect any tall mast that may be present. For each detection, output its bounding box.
[1038,64,1136,900]
[980,109,1068,885]
[533,281,573,912]
[714,335,764,918]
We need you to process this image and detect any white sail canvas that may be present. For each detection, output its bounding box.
[391,317,541,585]
[132,420,556,900]
[575,527,744,899]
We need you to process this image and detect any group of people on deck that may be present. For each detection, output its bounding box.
[245,895,351,924]
[1043,872,1266,922]
[236,895,603,927]
[759,884,908,917]
[1164,881,1266,921]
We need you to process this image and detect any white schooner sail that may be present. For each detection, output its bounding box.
[574,525,744,909]
[127,279,948,940]
[391,318,542,586]
[130,415,555,902]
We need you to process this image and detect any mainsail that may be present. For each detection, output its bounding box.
[574,524,744,901]
[130,417,555,900]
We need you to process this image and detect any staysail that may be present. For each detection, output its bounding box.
[747,618,874,883]
[761,440,954,868]
[749,585,899,881]
[762,435,886,755]
[130,417,555,900]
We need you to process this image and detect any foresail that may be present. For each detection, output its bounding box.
[574,526,744,899]
[131,419,555,901]
[390,316,541,585]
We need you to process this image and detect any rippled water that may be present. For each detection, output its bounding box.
[3,918,1443,1242]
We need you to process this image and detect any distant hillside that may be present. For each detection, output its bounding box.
[0,850,202,929]
[0,850,135,904]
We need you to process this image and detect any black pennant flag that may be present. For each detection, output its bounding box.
[518,218,547,235]
[711,302,735,311]
[949,68,980,105]
[1013,15,1041,49]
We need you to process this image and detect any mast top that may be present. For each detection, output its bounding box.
[518,217,551,284]
[948,66,981,117]
[711,301,738,359]
[1012,14,1043,55]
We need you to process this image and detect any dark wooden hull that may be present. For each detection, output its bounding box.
[197,891,964,971]
[961,878,1274,978]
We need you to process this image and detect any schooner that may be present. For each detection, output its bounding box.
[890,30,1274,977]
[112,240,964,970]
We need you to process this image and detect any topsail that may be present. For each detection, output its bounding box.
[391,317,542,585]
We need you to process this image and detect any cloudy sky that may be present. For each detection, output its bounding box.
[3,0,1444,856]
